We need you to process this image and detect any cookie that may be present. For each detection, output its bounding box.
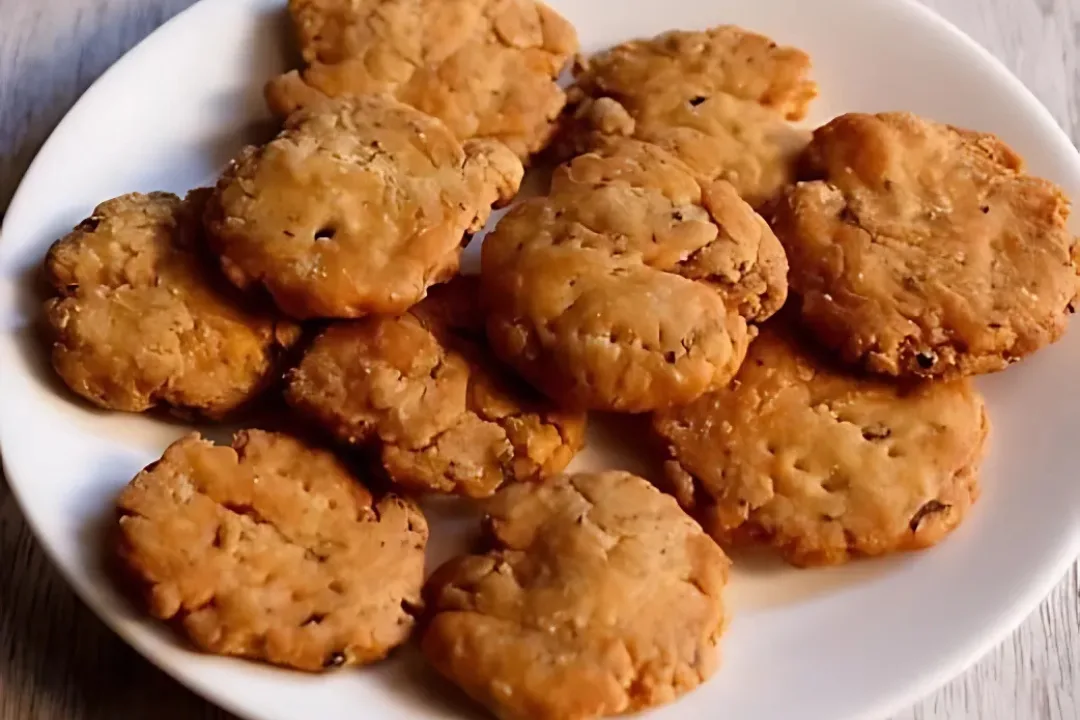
[423,471,729,720]
[205,95,523,319]
[562,26,817,207]
[116,430,428,671]
[285,276,586,497]
[481,138,787,412]
[43,191,299,417]
[265,0,579,160]
[654,323,989,567]
[772,112,1078,378]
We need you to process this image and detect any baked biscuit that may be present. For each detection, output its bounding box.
[117,430,428,671]
[481,138,786,412]
[265,0,579,160]
[562,26,817,207]
[423,471,729,720]
[654,324,989,567]
[205,95,523,319]
[43,191,299,417]
[773,112,1078,378]
[285,276,586,497]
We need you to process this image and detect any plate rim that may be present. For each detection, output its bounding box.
[2,1,1079,719]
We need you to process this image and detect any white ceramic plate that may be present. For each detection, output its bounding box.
[3,0,1080,718]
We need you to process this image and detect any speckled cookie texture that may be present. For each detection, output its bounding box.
[654,323,989,567]
[772,111,1078,378]
[116,430,428,671]
[265,0,579,160]
[562,25,818,208]
[285,276,586,498]
[43,191,299,417]
[205,95,523,319]
[481,137,787,412]
[422,471,730,720]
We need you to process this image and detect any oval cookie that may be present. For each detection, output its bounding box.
[423,471,729,720]
[43,191,299,417]
[481,138,786,412]
[116,430,428,671]
[654,323,989,567]
[285,276,586,497]
[562,25,817,207]
[265,0,579,160]
[206,95,523,319]
[772,111,1078,378]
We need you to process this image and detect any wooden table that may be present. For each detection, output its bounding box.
[1,0,1078,718]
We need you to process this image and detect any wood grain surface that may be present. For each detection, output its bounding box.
[1,1,1078,718]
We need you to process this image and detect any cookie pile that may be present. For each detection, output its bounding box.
[39,1,1077,718]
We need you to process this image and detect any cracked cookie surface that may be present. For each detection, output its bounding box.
[205,95,523,319]
[265,0,579,160]
[561,25,817,207]
[116,430,428,671]
[43,191,299,417]
[772,111,1078,378]
[423,471,729,720]
[481,138,786,412]
[654,323,989,567]
[285,276,586,497]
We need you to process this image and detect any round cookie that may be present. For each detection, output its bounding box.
[116,430,428,671]
[562,25,817,207]
[205,95,523,319]
[285,276,586,497]
[481,138,787,412]
[423,471,729,720]
[772,111,1078,378]
[43,191,299,417]
[653,324,989,567]
[265,0,579,160]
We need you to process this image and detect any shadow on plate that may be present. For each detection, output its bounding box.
[374,644,488,720]
[724,544,899,614]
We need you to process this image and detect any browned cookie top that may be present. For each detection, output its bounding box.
[423,471,729,720]
[43,191,299,417]
[265,0,579,160]
[117,431,428,671]
[285,276,586,497]
[562,26,817,207]
[773,112,1078,378]
[481,138,787,412]
[654,324,989,567]
[205,95,523,319]
[573,26,817,121]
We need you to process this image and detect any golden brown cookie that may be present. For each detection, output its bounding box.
[654,324,989,567]
[562,26,817,207]
[205,95,523,319]
[423,471,729,720]
[773,112,1078,378]
[481,138,787,412]
[117,430,428,671]
[43,191,299,417]
[265,0,579,160]
[285,276,586,497]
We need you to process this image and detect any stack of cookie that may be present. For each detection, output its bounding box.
[37,2,1078,719]
[653,109,1074,568]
